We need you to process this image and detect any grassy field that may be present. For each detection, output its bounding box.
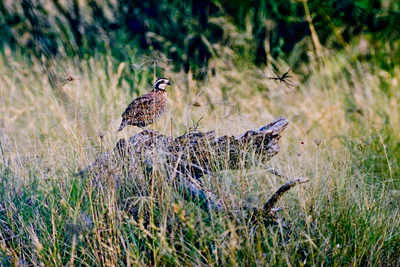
[1,44,400,266]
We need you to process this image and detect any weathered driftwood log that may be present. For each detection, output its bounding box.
[79,116,307,215]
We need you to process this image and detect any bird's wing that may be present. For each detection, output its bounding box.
[122,95,151,116]
[121,93,161,124]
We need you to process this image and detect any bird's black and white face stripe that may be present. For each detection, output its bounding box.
[154,78,172,91]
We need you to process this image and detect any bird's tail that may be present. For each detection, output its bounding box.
[118,119,128,131]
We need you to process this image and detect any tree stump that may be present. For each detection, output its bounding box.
[79,116,308,219]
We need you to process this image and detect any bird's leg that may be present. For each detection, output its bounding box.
[139,126,149,131]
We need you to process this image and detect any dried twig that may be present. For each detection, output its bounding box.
[267,68,294,88]
[247,177,309,225]
[263,177,309,214]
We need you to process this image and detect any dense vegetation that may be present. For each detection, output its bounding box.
[0,0,400,266]
[2,0,400,73]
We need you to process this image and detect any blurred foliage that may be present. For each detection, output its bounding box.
[1,1,400,265]
[1,0,400,77]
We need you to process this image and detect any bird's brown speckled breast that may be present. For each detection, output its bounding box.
[152,90,167,122]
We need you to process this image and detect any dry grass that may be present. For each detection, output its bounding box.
[0,45,400,266]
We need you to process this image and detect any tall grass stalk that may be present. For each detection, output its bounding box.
[0,45,399,265]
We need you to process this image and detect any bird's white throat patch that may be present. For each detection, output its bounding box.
[158,83,168,90]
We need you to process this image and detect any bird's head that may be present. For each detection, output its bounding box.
[154,78,172,91]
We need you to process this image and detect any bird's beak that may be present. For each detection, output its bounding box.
[167,81,172,85]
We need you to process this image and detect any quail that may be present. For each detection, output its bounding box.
[118,78,172,131]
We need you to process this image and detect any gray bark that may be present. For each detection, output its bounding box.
[79,116,308,215]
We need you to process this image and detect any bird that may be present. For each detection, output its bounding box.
[267,68,294,88]
[118,77,172,131]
